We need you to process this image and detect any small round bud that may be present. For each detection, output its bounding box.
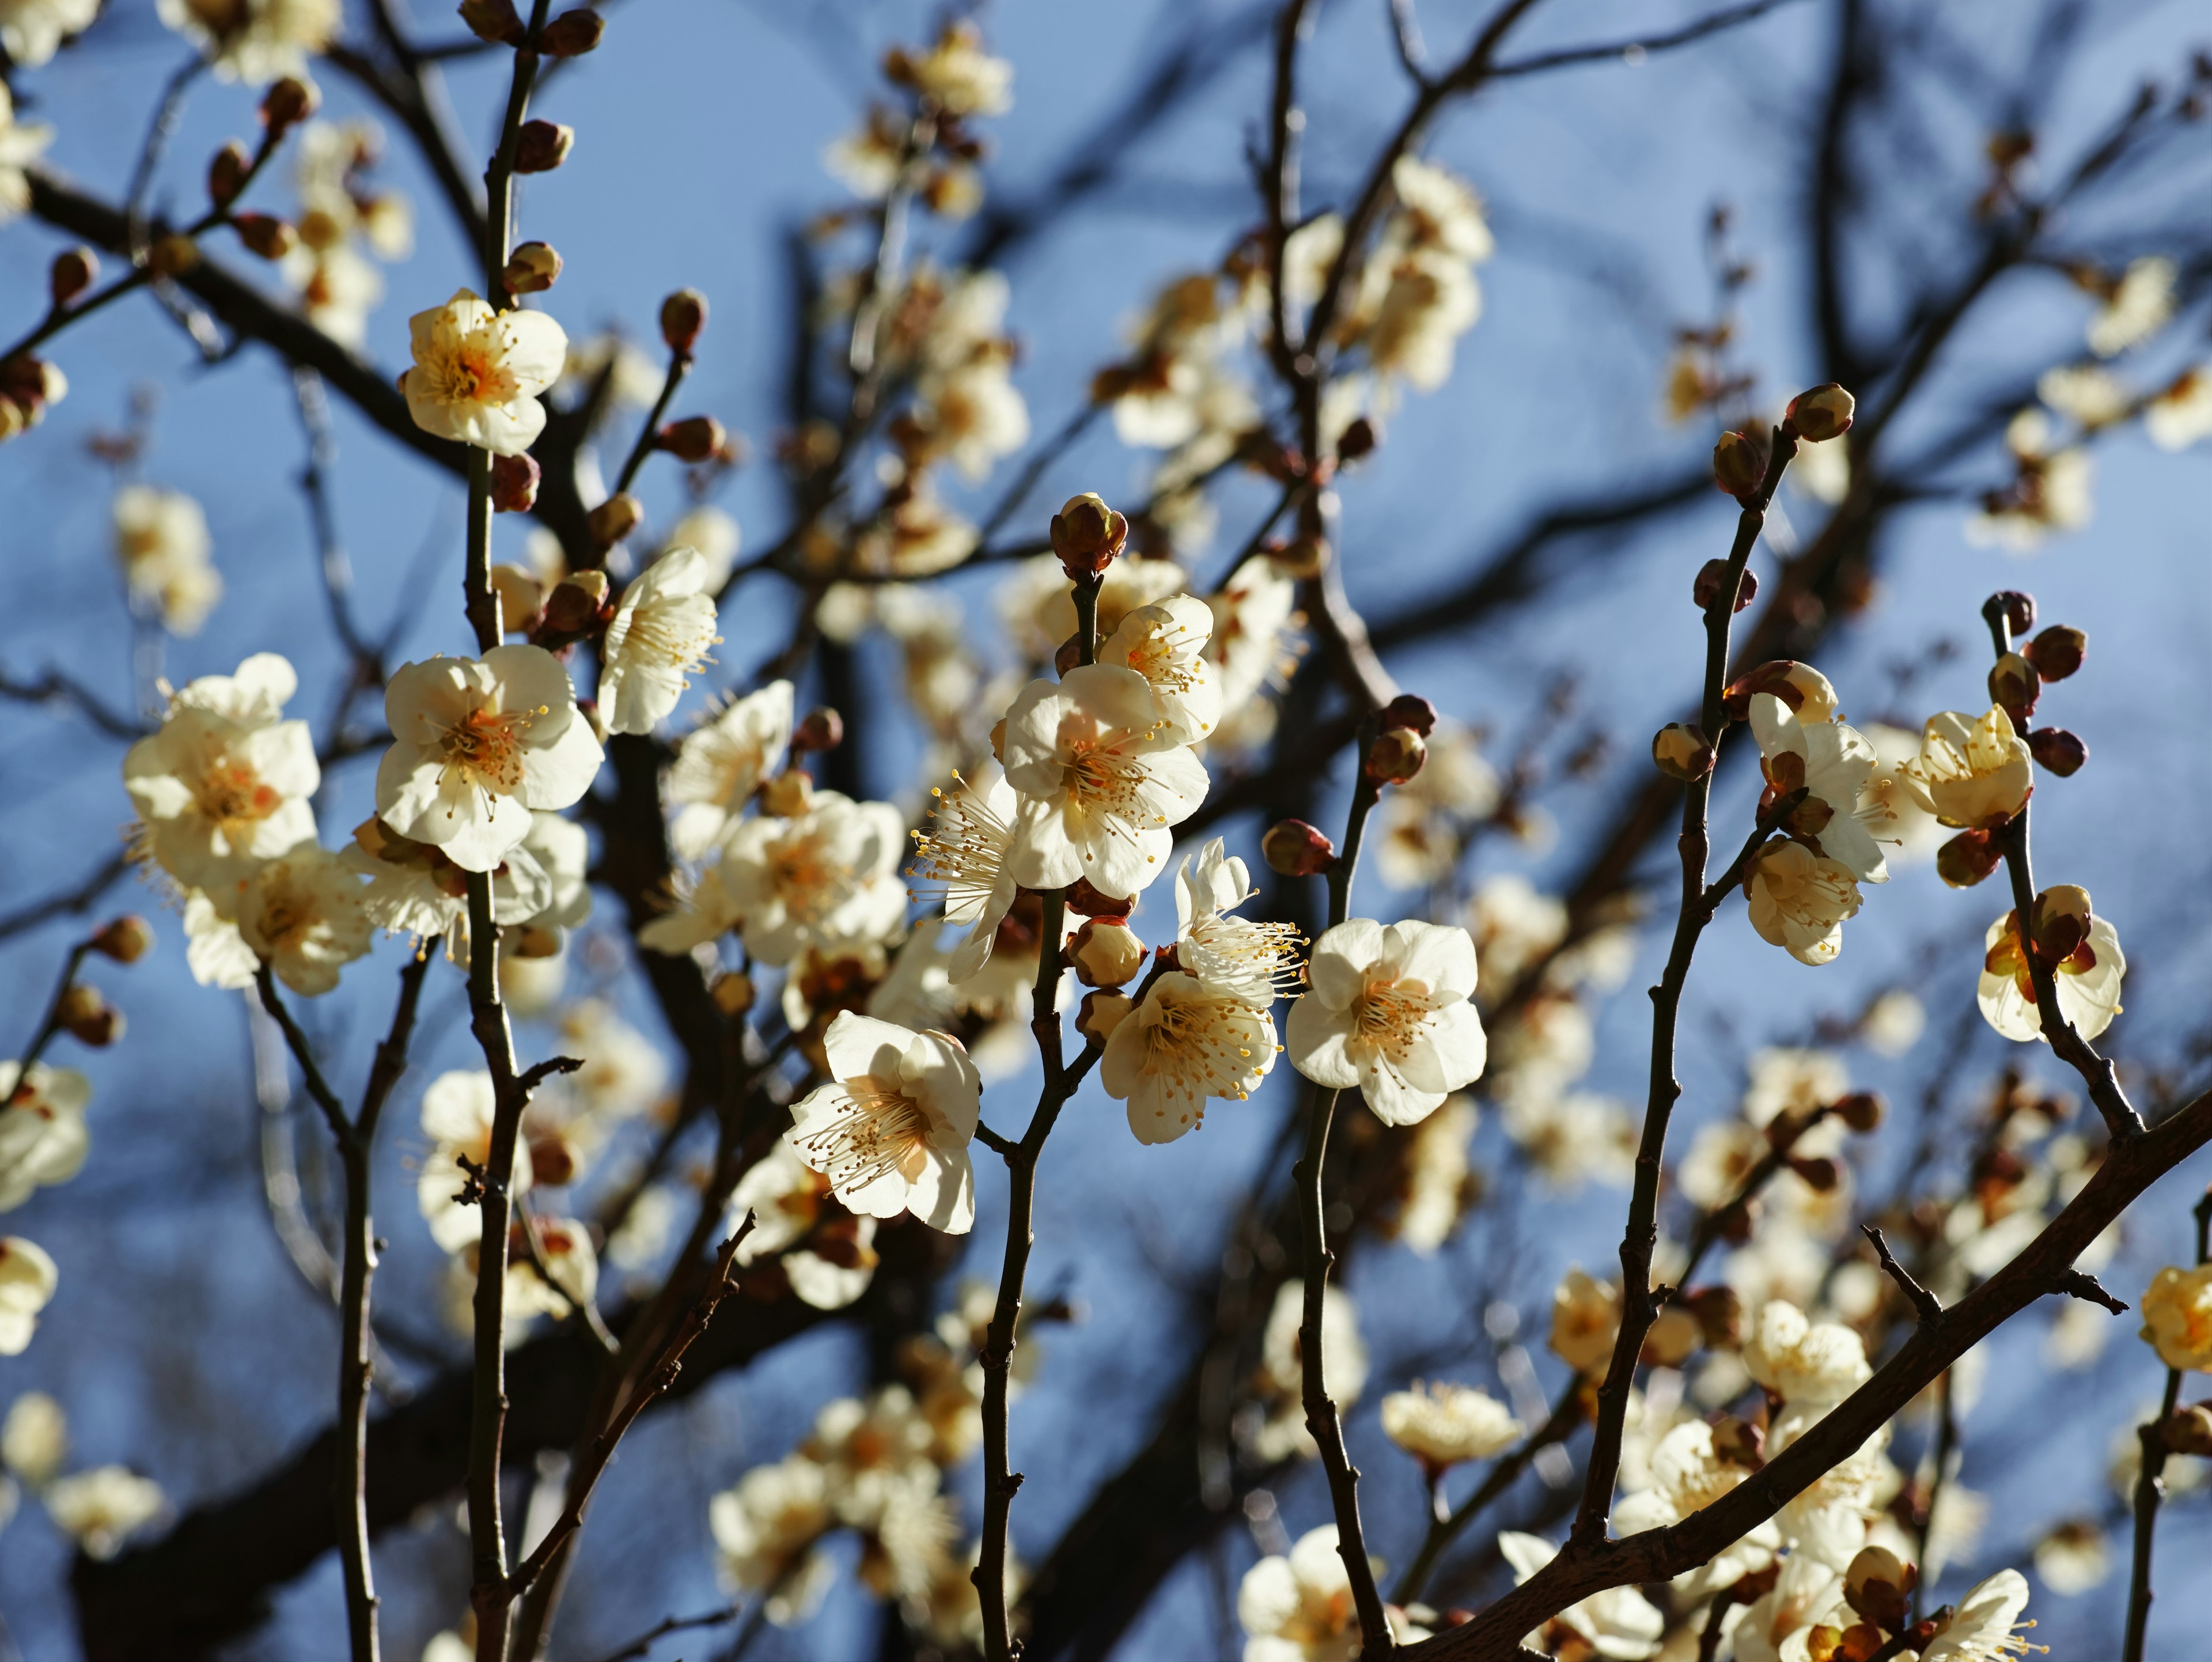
[148,234,200,278]
[1379,694,1437,736]
[1050,491,1128,580]
[1710,1417,1765,1470]
[1712,429,1763,497]
[588,492,643,548]
[1270,534,1327,580]
[231,213,297,260]
[1070,918,1146,989]
[711,970,756,1017]
[1063,878,1134,918]
[1787,1154,1841,1193]
[490,452,541,515]
[1335,415,1377,461]
[207,141,251,209]
[2024,624,2086,682]
[2028,726,2087,778]
[538,6,605,55]
[1987,652,2039,720]
[1076,989,1133,1046]
[762,771,813,819]
[2161,1402,2212,1458]
[512,120,573,175]
[1262,819,1337,877]
[1651,722,1715,782]
[56,984,123,1047]
[1785,382,1855,443]
[538,570,609,636]
[1640,1305,1702,1367]
[1936,828,2003,889]
[660,288,707,355]
[1693,558,1757,614]
[2029,884,2094,964]
[1365,726,1427,785]
[1983,589,2036,638]
[1721,660,1836,724]
[49,248,98,309]
[89,915,154,964]
[657,414,727,463]
[1832,1091,1885,1133]
[503,240,562,296]
[260,76,320,134]
[460,0,526,45]
[1843,1546,1916,1633]
[791,706,844,754]
[1683,1285,1742,1348]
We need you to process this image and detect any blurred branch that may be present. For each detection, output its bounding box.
[0,852,132,944]
[0,669,147,740]
[1488,0,1808,79]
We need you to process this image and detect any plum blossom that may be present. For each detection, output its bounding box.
[719,790,907,966]
[205,842,372,996]
[157,0,336,80]
[599,547,721,735]
[1380,1381,1521,1470]
[1743,1300,1872,1406]
[1749,693,1895,883]
[785,1012,980,1233]
[0,1062,90,1212]
[0,1237,56,1354]
[1902,707,2033,829]
[401,290,567,455]
[1919,1568,2038,1662]
[2139,1262,2212,1372]
[113,484,221,635]
[666,680,792,860]
[709,1456,836,1626]
[416,1070,531,1255]
[0,0,99,66]
[1744,838,1862,966]
[1978,899,2124,1044]
[1498,1531,1662,1660]
[1103,972,1278,1144]
[728,1141,878,1311]
[1287,918,1486,1126]
[1249,1281,1368,1463]
[1097,594,1221,744]
[907,764,1020,982]
[43,1465,165,1559]
[1237,1524,1425,1660]
[1729,1549,1849,1662]
[1549,1267,1620,1373]
[345,814,552,961]
[1173,838,1304,1008]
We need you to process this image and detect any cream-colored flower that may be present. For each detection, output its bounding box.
[786,1012,979,1233]
[124,653,319,889]
[1002,665,1208,897]
[728,1141,878,1311]
[1978,902,2124,1045]
[2146,366,2212,451]
[344,814,550,961]
[1173,838,1303,1008]
[1901,707,2033,829]
[157,0,336,79]
[1498,1530,1663,1660]
[709,1456,836,1625]
[1098,594,1221,745]
[113,484,221,635]
[1103,971,1277,1145]
[999,552,1191,667]
[0,0,98,65]
[2139,1262,2212,1372]
[0,1062,90,1212]
[202,842,372,996]
[2087,256,2175,357]
[599,547,721,735]
[1611,1421,1779,1597]
[44,1465,165,1559]
[400,289,567,456]
[666,680,792,860]
[1730,1549,1849,1662]
[1249,1281,1368,1463]
[415,1070,531,1255]
[1919,1568,2037,1661]
[1207,554,1300,726]
[284,238,385,348]
[1744,838,1861,967]
[2032,1518,2110,1594]
[1381,1381,1521,1469]
[1748,694,1893,883]
[376,646,603,873]
[803,1386,937,1527]
[1548,1267,1620,1373]
[1,1390,66,1483]
[0,87,48,224]
[1287,918,1484,1126]
[721,789,906,966]
[1237,1524,1403,1662]
[0,1237,56,1355]
[893,21,1012,117]
[908,764,1020,983]
[1743,1300,1870,1406]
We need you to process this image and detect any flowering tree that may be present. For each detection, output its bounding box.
[4,3,2212,1662]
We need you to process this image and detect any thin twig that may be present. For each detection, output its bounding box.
[2120,1186,2212,1662]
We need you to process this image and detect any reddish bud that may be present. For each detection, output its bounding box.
[1063,878,1134,918]
[1652,722,1715,782]
[490,452,541,514]
[1785,382,1855,443]
[1694,557,1758,614]
[2028,726,2087,777]
[1713,429,1763,497]
[56,984,123,1047]
[1336,415,1377,461]
[207,140,251,209]
[1262,819,1336,877]
[657,414,727,463]
[1365,726,1427,785]
[538,6,605,56]
[1050,491,1128,580]
[89,915,154,964]
[1380,694,1437,735]
[503,240,562,296]
[1983,589,2036,638]
[512,120,573,175]
[48,248,97,309]
[231,213,296,260]
[2024,624,2086,682]
[1987,652,2039,722]
[459,0,526,45]
[660,288,707,355]
[1833,1091,1885,1133]
[260,77,319,134]
[791,706,844,754]
[1936,828,2004,889]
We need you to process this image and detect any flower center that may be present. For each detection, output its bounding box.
[770,829,851,925]
[907,775,1010,916]
[1141,994,1256,1091]
[622,597,718,672]
[794,1078,932,1191]
[1353,976,1430,1061]
[196,756,283,836]
[440,705,536,794]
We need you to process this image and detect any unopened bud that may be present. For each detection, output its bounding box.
[1050,491,1128,580]
[791,706,843,754]
[1710,1415,1765,1468]
[207,141,251,209]
[1713,429,1763,497]
[260,76,319,134]
[1722,660,1837,724]
[1070,918,1146,989]
[2029,884,2094,964]
[711,970,756,1017]
[490,452,541,514]
[2028,726,2087,778]
[459,0,525,45]
[1984,589,2036,638]
[1844,1545,1916,1633]
[1365,726,1426,785]
[1684,1285,1742,1349]
[588,492,643,547]
[503,240,562,295]
[1833,1091,1885,1133]
[1270,534,1327,579]
[2161,1402,2212,1457]
[538,570,609,636]
[660,287,707,355]
[1787,1154,1842,1192]
[1380,694,1437,735]
[657,414,727,463]
[2024,624,2086,682]
[1336,415,1377,461]
[538,6,604,56]
[1064,878,1133,918]
[231,213,296,260]
[1640,1305,1702,1366]
[0,355,62,426]
[1694,558,1758,614]
[49,248,98,309]
[56,984,122,1047]
[1076,989,1133,1046]
[762,770,813,818]
[1652,722,1715,782]
[1987,652,2038,719]
[1785,382,1855,443]
[1936,828,2003,889]
[512,120,573,175]
[1262,818,1336,877]
[148,234,200,278]
[89,915,154,964]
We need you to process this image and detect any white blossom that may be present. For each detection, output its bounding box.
[599,547,721,735]
[666,680,792,860]
[1381,1381,1521,1468]
[156,0,335,81]
[719,789,907,966]
[1173,838,1304,1008]
[1497,1530,1662,1660]
[1097,594,1221,745]
[0,1237,56,1355]
[1287,919,1485,1126]
[785,1012,979,1233]
[907,765,1020,982]
[416,1070,531,1255]
[0,0,98,66]
[44,1465,165,1559]
[401,289,567,456]
[1748,694,1894,883]
[0,1062,90,1212]
[709,1456,836,1625]
[113,484,221,636]
[1103,971,1278,1144]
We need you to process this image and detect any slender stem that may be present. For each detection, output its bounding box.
[611,350,692,498]
[2120,1187,2212,1662]
[1073,573,1102,667]
[1325,776,1381,926]
[1390,1379,1583,1604]
[581,1603,747,1662]
[1911,1366,1957,1619]
[16,941,92,1077]
[124,55,207,248]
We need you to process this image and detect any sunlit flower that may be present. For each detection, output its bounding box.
[1501,1089,1637,1191]
[2145,366,2212,451]
[401,289,567,456]
[1548,1267,1620,1373]
[721,789,907,966]
[1743,838,1861,966]
[1173,838,1304,1007]
[124,653,319,890]
[999,552,1190,665]
[1238,1524,1422,1661]
[599,547,721,735]
[1002,664,1207,897]
[1902,707,2033,830]
[1729,1549,1848,1662]
[0,1062,90,1213]
[1381,1381,1520,1470]
[1207,555,1301,729]
[709,1456,836,1626]
[1287,918,1485,1126]
[1919,1568,2039,1661]
[1743,1299,1871,1405]
[1103,971,1277,1145]
[0,1237,57,1355]
[416,1069,531,1255]
[785,1012,979,1233]
[1749,694,1893,883]
[890,21,1013,117]
[212,842,374,996]
[1098,594,1221,745]
[915,356,1029,481]
[1978,900,2124,1045]
[0,0,99,66]
[376,646,603,873]
[157,0,336,79]
[1611,1421,1779,1597]
[665,680,793,861]
[345,813,551,960]
[1498,1530,1663,1660]
[2139,1262,2212,1372]
[2086,256,2174,357]
[907,764,1020,983]
[728,1141,878,1312]
[802,1386,937,1528]
[113,484,221,636]
[2032,1518,2110,1594]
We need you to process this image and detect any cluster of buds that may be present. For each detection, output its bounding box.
[1050,492,1127,582]
[1983,590,2090,778]
[1364,695,1435,786]
[0,355,66,442]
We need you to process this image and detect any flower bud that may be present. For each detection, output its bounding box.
[512,120,573,175]
[459,0,526,45]
[1336,416,1377,461]
[207,140,251,209]
[56,984,123,1047]
[1983,589,2036,638]
[2028,726,2086,778]
[490,452,541,514]
[1076,989,1133,1046]
[231,213,297,260]
[538,570,609,636]
[2161,1402,2212,1457]
[538,6,604,56]
[762,770,813,818]
[1713,429,1763,497]
[1785,382,1855,443]
[1787,1154,1841,1192]
[1640,1305,1702,1366]
[1262,819,1337,877]
[49,247,98,310]
[1652,722,1715,782]
[1936,828,2003,889]
[661,287,707,355]
[1064,878,1133,918]
[791,705,844,754]
[1684,1285,1742,1349]
[1843,1545,1915,1633]
[1832,1091,1885,1133]
[1070,918,1146,989]
[1987,652,2039,720]
[1693,558,1757,614]
[1380,694,1437,736]
[2029,884,2094,964]
[1365,726,1427,785]
[148,234,200,278]
[1721,660,1836,724]
[1050,491,1128,580]
[89,915,154,964]
[260,76,319,135]
[657,414,727,463]
[588,492,643,547]
[711,970,756,1017]
[2024,624,2086,682]
[1270,534,1327,579]
[503,240,562,295]
[1711,1416,1765,1469]
[0,355,63,431]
